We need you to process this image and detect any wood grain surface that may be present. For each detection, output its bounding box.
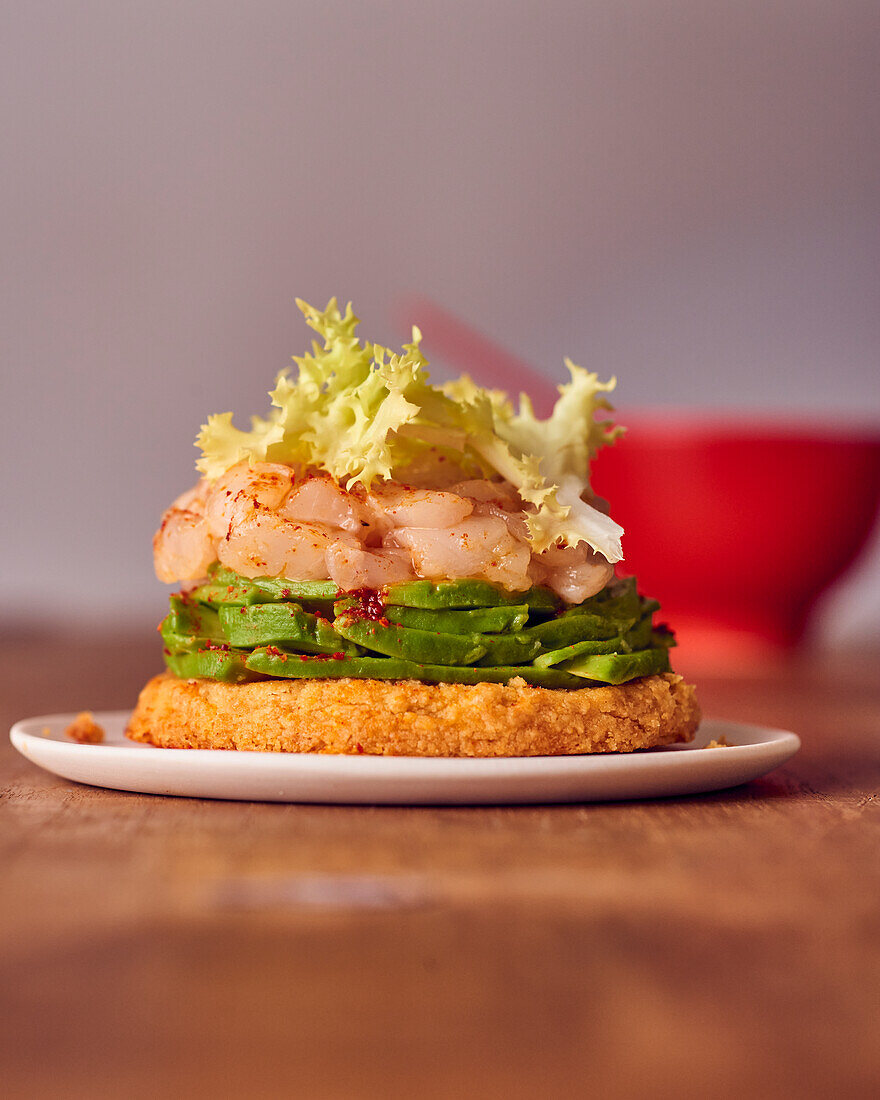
[1,627,879,1099]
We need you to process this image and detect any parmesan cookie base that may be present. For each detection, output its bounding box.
[126,672,700,757]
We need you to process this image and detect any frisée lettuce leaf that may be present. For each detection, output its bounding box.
[196,299,625,561]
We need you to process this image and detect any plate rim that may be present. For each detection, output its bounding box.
[10,710,801,775]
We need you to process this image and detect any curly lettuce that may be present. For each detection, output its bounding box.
[196,299,625,562]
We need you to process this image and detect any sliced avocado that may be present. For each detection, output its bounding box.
[192,566,339,607]
[333,612,487,666]
[521,611,635,649]
[592,575,637,603]
[219,604,359,655]
[187,579,267,607]
[563,577,659,625]
[161,567,670,689]
[622,615,654,651]
[532,637,627,669]
[381,603,530,635]
[475,632,543,666]
[245,650,415,679]
[414,663,581,688]
[245,648,582,689]
[163,596,226,643]
[250,576,340,602]
[558,646,670,684]
[566,587,641,623]
[382,578,558,611]
[165,646,254,683]
[160,627,200,654]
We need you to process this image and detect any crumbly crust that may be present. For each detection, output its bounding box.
[65,711,105,744]
[126,672,700,757]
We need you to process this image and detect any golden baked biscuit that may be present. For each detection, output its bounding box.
[126,671,700,757]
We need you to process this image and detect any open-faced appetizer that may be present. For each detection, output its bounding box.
[127,299,699,755]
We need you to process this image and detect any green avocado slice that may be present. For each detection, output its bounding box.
[160,628,200,654]
[250,576,340,602]
[520,611,636,649]
[210,567,341,602]
[194,565,340,606]
[622,614,654,651]
[560,578,660,625]
[558,647,670,684]
[566,592,641,623]
[380,603,531,635]
[162,567,669,688]
[532,637,628,668]
[163,596,226,642]
[186,579,268,607]
[219,604,360,655]
[333,613,487,665]
[244,649,582,689]
[165,646,255,683]
[475,632,543,666]
[381,578,558,611]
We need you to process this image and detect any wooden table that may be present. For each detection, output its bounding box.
[2,629,879,1099]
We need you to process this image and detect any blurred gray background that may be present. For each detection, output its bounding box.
[2,0,879,639]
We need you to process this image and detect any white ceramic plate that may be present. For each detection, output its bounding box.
[9,711,799,805]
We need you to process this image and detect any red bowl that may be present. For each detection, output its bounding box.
[591,413,880,661]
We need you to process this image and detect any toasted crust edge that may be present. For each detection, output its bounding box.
[126,672,700,757]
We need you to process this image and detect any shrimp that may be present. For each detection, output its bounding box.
[218,512,337,579]
[388,516,531,591]
[469,500,531,542]
[534,543,614,603]
[449,479,522,509]
[153,465,614,601]
[281,474,367,534]
[203,462,295,539]
[153,506,216,583]
[367,484,474,528]
[170,480,211,514]
[483,539,532,590]
[326,542,414,590]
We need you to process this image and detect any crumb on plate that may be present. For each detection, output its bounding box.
[65,711,105,744]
